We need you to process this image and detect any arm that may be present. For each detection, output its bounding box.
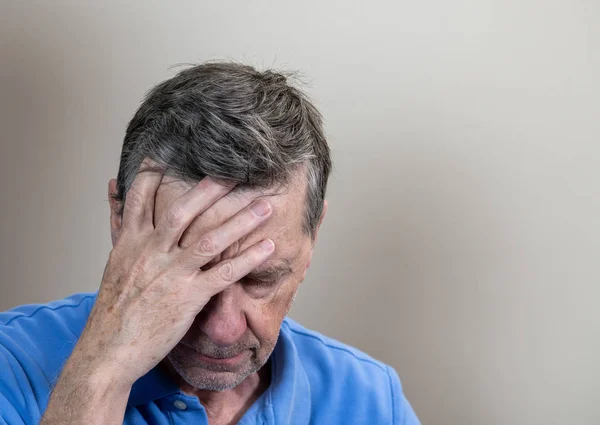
[39,359,130,425]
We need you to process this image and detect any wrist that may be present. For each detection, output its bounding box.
[42,353,133,425]
[65,343,137,391]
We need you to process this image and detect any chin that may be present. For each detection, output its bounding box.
[177,367,249,392]
[166,348,266,392]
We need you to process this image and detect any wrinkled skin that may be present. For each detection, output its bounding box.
[104,166,327,424]
[40,160,328,425]
[140,174,324,393]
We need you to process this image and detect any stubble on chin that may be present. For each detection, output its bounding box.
[164,343,273,392]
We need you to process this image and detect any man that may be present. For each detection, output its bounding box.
[0,62,420,425]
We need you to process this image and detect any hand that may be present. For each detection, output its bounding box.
[74,161,275,387]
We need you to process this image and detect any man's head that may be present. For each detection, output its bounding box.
[108,62,331,391]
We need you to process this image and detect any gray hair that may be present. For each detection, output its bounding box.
[114,62,332,238]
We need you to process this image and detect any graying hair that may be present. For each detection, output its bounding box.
[114,62,332,238]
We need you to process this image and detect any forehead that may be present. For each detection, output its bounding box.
[154,174,311,266]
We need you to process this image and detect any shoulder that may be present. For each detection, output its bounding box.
[281,318,420,425]
[0,292,96,368]
[0,293,97,424]
[0,292,96,328]
[282,317,390,376]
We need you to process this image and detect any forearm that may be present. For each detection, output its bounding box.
[40,353,132,425]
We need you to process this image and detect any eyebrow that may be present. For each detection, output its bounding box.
[245,261,293,282]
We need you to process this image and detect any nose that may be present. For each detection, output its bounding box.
[196,286,247,347]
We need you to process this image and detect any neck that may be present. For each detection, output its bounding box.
[162,360,271,425]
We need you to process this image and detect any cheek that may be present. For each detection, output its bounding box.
[245,285,298,341]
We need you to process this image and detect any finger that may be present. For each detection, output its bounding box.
[196,238,275,296]
[175,199,273,272]
[152,177,236,251]
[121,159,163,232]
[178,189,262,249]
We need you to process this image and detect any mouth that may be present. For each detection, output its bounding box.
[195,351,248,366]
[178,343,250,368]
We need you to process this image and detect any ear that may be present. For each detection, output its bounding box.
[108,179,122,247]
[302,199,329,278]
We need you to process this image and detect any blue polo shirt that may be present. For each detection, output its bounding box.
[0,293,420,424]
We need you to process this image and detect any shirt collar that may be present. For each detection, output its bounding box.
[128,361,180,406]
[263,319,311,425]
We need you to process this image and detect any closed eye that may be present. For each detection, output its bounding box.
[242,263,293,287]
[241,277,277,288]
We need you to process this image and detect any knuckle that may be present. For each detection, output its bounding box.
[194,237,218,257]
[217,261,235,283]
[164,204,186,228]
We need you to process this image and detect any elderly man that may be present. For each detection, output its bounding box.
[0,63,420,425]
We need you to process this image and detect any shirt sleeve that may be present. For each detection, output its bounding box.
[0,347,39,425]
[387,365,421,425]
[0,397,27,425]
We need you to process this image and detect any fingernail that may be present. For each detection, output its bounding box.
[251,200,271,217]
[259,239,274,252]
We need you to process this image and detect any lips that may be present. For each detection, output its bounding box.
[178,342,250,368]
[195,351,247,366]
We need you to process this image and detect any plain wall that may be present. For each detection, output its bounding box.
[1,1,599,424]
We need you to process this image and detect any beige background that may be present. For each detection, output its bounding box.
[1,1,599,424]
